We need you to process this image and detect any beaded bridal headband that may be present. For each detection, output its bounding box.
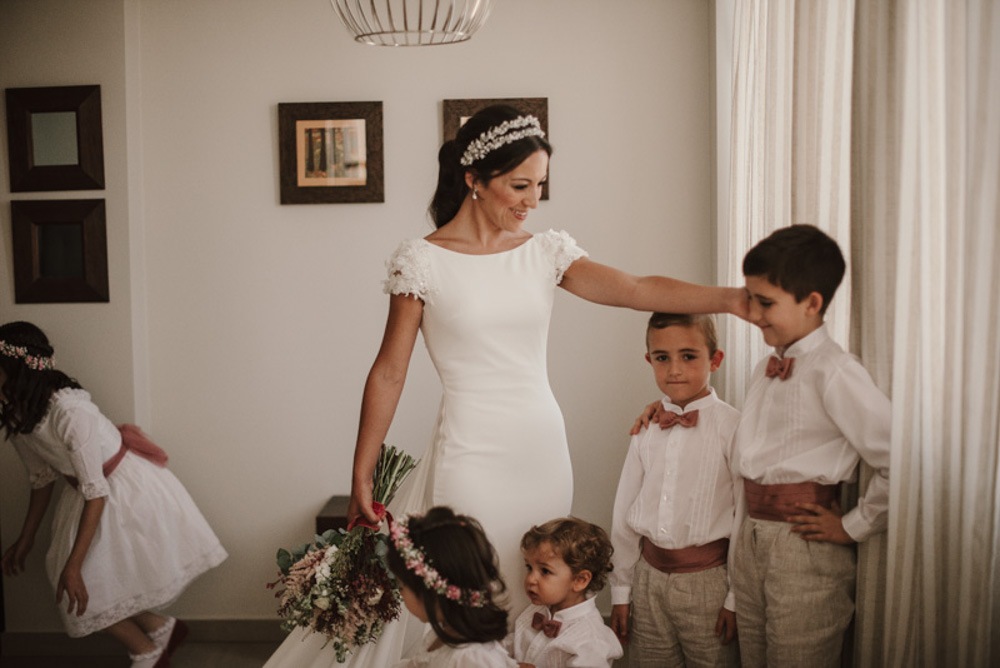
[389,515,491,608]
[459,115,546,167]
[0,340,54,371]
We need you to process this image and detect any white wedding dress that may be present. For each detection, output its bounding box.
[264,229,586,667]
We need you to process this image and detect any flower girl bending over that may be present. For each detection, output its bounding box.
[505,518,623,668]
[0,321,228,668]
[389,506,517,668]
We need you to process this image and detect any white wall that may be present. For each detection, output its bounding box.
[1,0,715,629]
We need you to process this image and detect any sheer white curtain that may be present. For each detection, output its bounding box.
[716,0,999,664]
[880,0,1000,665]
[716,0,791,408]
[716,0,853,408]
[850,1,901,664]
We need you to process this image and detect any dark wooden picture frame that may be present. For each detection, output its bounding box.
[5,85,105,192]
[278,101,384,204]
[11,199,109,303]
[442,97,549,200]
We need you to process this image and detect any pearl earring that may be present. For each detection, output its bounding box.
[472,188,479,201]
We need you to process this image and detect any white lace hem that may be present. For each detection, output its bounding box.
[64,545,227,637]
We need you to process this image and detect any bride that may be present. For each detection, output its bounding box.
[264,104,747,667]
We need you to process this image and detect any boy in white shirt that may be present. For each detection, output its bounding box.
[610,313,741,667]
[732,224,891,667]
[506,517,623,668]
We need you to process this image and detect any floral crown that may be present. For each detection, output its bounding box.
[0,340,54,371]
[459,115,546,167]
[389,515,491,608]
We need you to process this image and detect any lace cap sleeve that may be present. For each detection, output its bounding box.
[535,229,589,284]
[382,239,436,303]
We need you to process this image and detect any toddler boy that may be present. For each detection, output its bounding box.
[610,313,741,667]
[506,517,623,668]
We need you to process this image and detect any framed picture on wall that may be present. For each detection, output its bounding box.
[11,199,109,303]
[278,101,384,204]
[5,85,105,192]
[442,97,549,200]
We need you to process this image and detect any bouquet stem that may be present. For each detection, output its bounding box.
[269,443,418,663]
[373,443,418,508]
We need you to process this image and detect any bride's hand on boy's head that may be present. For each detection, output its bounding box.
[728,286,752,321]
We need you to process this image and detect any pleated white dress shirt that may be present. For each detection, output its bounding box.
[732,325,891,541]
[611,388,741,609]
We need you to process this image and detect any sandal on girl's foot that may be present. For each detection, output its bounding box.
[129,645,168,668]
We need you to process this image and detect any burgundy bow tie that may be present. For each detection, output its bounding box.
[765,356,795,380]
[532,612,562,638]
[658,410,699,429]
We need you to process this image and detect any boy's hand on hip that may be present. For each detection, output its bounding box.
[788,501,855,545]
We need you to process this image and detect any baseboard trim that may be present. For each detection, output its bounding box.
[1,619,286,656]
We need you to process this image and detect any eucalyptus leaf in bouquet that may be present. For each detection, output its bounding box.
[267,444,418,662]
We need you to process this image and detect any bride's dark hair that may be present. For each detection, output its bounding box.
[428,104,552,228]
[0,321,82,436]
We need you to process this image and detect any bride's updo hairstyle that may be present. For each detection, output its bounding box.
[429,104,552,228]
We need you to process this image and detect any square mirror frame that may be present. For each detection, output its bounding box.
[5,85,105,192]
[11,199,109,303]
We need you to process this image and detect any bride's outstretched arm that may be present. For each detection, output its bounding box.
[349,293,424,526]
[559,257,749,320]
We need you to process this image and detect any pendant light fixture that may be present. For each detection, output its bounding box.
[330,0,495,47]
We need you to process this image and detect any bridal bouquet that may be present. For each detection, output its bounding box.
[268,444,418,662]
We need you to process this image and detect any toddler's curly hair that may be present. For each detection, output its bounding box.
[520,517,614,594]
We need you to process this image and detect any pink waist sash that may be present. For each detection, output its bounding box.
[65,424,168,489]
[640,536,729,574]
[744,479,840,522]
